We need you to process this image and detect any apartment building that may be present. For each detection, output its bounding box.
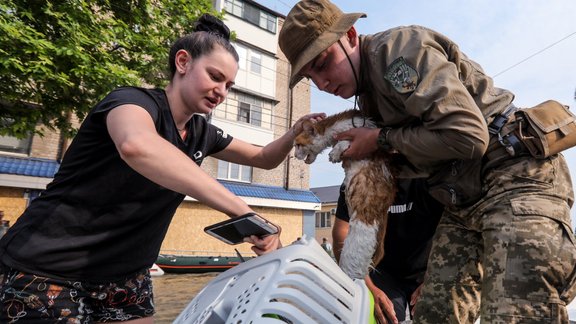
[0,0,319,257]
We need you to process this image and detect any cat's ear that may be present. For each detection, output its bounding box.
[302,120,316,135]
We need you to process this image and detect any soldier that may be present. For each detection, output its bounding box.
[279,0,576,322]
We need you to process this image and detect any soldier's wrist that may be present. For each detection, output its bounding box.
[376,127,392,151]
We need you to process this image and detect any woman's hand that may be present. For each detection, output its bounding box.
[245,225,283,255]
[290,112,326,136]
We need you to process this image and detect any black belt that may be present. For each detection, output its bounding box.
[487,104,525,157]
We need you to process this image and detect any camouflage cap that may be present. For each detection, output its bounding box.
[279,0,366,88]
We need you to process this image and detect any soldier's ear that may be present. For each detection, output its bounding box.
[346,27,358,47]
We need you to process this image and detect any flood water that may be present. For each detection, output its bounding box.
[150,273,576,324]
[152,272,218,323]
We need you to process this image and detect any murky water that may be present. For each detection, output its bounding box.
[152,272,218,323]
[149,272,576,324]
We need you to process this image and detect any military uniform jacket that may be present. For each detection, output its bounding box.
[359,25,515,175]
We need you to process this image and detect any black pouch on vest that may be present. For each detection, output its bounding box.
[427,159,484,207]
[514,100,576,159]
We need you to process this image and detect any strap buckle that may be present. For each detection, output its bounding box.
[488,104,517,135]
[497,132,523,157]
[489,103,522,157]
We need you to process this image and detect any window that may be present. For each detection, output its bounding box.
[218,161,252,182]
[238,102,251,123]
[0,134,31,154]
[233,43,264,76]
[235,45,247,67]
[315,211,332,228]
[249,51,261,74]
[225,0,277,33]
[243,4,259,26]
[260,11,276,31]
[215,91,272,130]
[226,0,242,16]
[236,95,262,127]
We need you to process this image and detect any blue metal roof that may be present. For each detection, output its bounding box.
[220,181,320,203]
[0,156,320,203]
[0,156,60,178]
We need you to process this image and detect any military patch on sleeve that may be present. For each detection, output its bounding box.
[384,57,419,93]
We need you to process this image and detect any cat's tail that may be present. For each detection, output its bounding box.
[340,218,379,279]
[372,215,388,266]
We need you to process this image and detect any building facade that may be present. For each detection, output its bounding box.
[0,0,320,257]
[310,185,341,245]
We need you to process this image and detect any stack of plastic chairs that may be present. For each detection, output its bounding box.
[174,235,375,324]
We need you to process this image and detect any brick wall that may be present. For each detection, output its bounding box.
[276,18,312,190]
[28,114,81,160]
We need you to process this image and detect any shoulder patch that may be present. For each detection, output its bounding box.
[384,57,419,94]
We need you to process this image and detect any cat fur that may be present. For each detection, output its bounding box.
[294,109,396,279]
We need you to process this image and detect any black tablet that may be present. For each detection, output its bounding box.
[204,213,279,245]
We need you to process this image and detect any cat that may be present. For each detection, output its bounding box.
[294,109,397,279]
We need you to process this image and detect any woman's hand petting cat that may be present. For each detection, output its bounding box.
[245,225,283,255]
[334,127,380,160]
[290,112,326,136]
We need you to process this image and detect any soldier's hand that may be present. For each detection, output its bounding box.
[410,283,424,317]
[366,276,398,324]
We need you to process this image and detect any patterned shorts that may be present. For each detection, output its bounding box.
[0,267,155,323]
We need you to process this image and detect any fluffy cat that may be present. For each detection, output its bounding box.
[294,109,397,279]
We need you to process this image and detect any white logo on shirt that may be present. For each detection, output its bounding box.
[217,130,228,138]
[388,202,413,214]
[193,151,203,160]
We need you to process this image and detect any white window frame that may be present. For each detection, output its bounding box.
[236,95,263,127]
[249,51,262,74]
[225,0,277,33]
[0,132,32,155]
[315,211,332,228]
[217,161,252,183]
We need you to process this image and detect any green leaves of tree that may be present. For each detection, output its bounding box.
[0,0,218,138]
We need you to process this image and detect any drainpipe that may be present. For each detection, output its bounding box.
[284,65,293,190]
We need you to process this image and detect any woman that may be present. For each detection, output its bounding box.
[0,14,323,323]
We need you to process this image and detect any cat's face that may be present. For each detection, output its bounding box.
[293,110,362,164]
[294,121,323,164]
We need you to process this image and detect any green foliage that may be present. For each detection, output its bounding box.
[0,0,219,138]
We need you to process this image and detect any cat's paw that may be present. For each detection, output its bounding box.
[329,142,349,163]
[328,150,342,163]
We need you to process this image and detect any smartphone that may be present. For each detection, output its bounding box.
[204,213,279,245]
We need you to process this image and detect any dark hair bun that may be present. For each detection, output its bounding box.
[194,14,231,40]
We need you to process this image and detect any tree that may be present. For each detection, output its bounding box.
[0,0,218,138]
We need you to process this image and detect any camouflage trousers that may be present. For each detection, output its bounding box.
[413,154,576,324]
